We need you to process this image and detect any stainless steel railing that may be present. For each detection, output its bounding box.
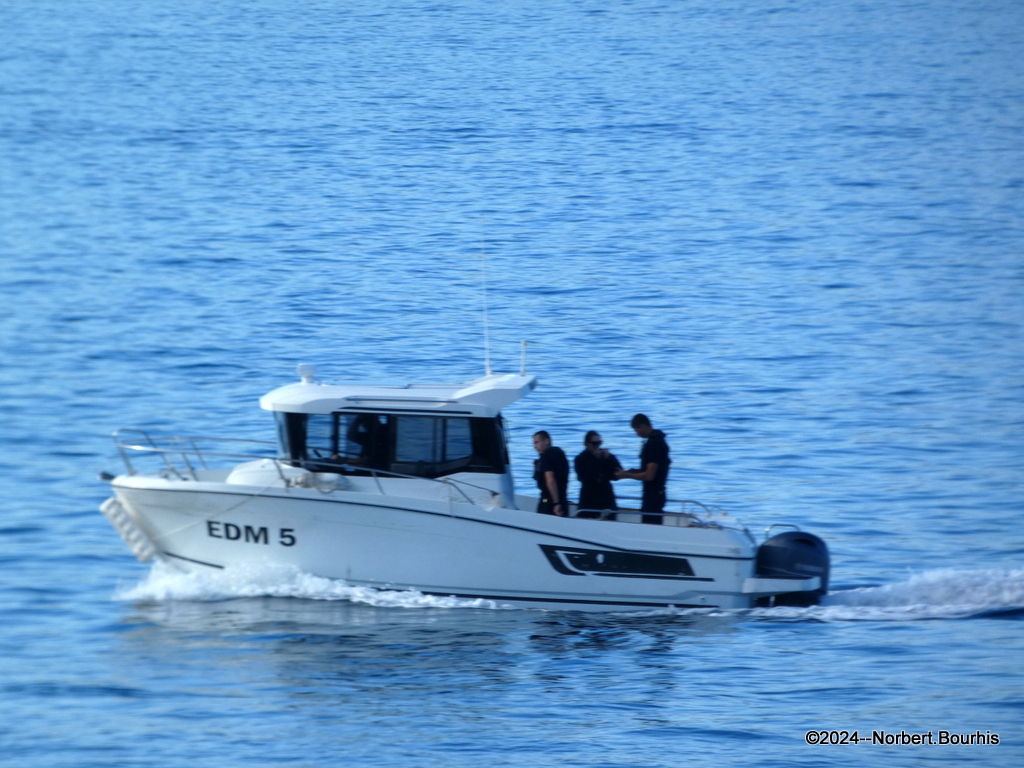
[113,429,277,479]
[111,430,751,536]
[111,430,493,505]
[572,496,754,539]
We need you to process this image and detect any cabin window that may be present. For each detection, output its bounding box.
[393,417,438,464]
[391,416,480,476]
[446,418,474,460]
[274,412,507,478]
[305,413,339,459]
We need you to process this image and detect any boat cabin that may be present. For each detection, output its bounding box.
[259,370,537,482]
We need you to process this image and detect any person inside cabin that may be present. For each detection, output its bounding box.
[574,430,622,519]
[615,413,671,525]
[345,413,390,470]
[532,430,569,516]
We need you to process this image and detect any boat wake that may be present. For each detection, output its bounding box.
[777,567,1024,622]
[623,568,1024,622]
[114,562,1024,621]
[114,560,504,611]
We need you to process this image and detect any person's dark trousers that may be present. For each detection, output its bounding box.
[641,487,665,525]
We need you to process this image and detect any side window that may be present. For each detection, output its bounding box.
[305,414,336,459]
[339,414,390,468]
[444,418,474,462]
[296,413,504,478]
[294,413,392,470]
[390,415,502,477]
[394,417,439,464]
[275,412,308,463]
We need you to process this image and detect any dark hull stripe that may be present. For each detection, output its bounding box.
[118,484,754,562]
[157,552,714,607]
[570,573,715,582]
[164,551,224,569]
[422,591,712,608]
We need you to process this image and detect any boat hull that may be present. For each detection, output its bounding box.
[106,474,817,610]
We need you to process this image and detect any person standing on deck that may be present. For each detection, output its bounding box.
[533,431,569,516]
[616,414,671,525]
[574,430,622,518]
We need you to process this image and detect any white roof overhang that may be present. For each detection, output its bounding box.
[259,373,538,417]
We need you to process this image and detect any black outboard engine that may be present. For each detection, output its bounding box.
[755,530,830,607]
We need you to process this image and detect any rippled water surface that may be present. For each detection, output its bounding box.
[2,1,1023,766]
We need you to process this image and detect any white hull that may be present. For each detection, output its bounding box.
[106,469,819,610]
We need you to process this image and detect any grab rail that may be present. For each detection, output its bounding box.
[111,432,744,533]
[113,430,276,478]
[573,503,705,524]
[764,523,800,539]
[111,431,494,506]
[574,495,754,540]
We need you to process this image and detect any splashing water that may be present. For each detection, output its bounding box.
[802,568,1024,621]
[115,562,1024,621]
[115,560,504,610]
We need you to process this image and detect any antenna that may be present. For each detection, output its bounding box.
[481,245,492,376]
[520,340,528,376]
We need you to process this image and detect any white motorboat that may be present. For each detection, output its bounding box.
[100,365,829,610]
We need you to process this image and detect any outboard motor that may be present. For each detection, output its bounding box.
[755,530,830,607]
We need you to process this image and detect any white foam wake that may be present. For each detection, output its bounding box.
[114,563,1024,620]
[756,567,1024,621]
[114,560,503,610]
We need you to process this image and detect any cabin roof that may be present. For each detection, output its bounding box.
[259,372,538,417]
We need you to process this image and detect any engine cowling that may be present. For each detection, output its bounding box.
[755,530,830,606]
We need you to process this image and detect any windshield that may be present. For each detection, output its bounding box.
[275,411,508,478]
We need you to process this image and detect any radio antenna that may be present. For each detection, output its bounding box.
[481,245,492,376]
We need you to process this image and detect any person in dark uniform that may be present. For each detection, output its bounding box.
[345,413,390,470]
[532,430,569,516]
[616,414,670,524]
[574,430,622,519]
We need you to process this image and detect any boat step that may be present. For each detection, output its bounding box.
[100,497,159,563]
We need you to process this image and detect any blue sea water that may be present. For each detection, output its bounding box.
[2,0,1023,765]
